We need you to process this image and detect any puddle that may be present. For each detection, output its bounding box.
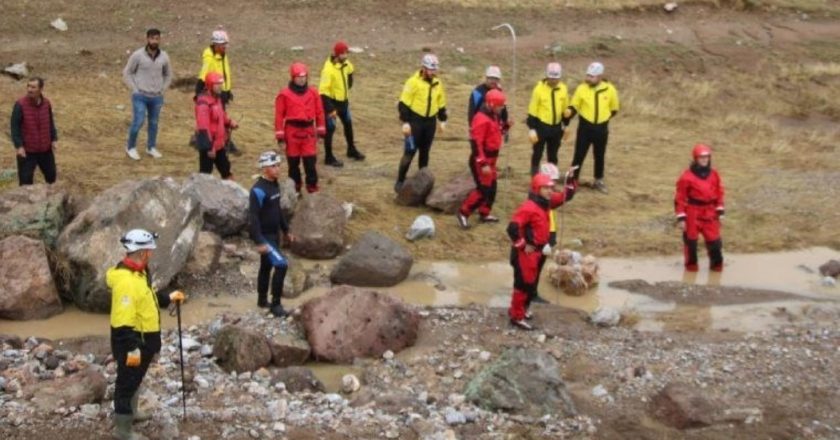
[1,248,837,340]
[307,363,364,393]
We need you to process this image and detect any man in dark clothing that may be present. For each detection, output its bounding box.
[249,151,295,318]
[10,77,58,186]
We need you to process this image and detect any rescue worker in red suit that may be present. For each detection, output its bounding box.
[457,89,507,229]
[675,144,725,272]
[195,71,238,179]
[275,63,326,194]
[507,173,577,330]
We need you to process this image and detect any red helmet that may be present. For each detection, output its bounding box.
[692,143,712,159]
[289,62,308,79]
[333,41,349,56]
[531,173,554,193]
[485,89,506,108]
[204,71,224,88]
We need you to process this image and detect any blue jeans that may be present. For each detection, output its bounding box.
[127,93,163,150]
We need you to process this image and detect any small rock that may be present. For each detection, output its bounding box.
[290,46,304,52]
[383,350,395,361]
[445,408,467,425]
[80,403,100,418]
[3,62,29,80]
[821,276,836,287]
[592,384,609,398]
[115,104,126,111]
[325,393,344,405]
[664,2,678,12]
[590,307,621,327]
[200,345,214,357]
[51,18,68,31]
[536,334,547,343]
[406,215,435,241]
[448,393,466,406]
[478,351,491,362]
[819,260,840,278]
[44,355,60,370]
[272,422,286,432]
[341,374,360,394]
[385,431,399,439]
[249,429,260,438]
[349,46,365,54]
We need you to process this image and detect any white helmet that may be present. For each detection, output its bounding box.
[545,62,562,79]
[421,53,439,70]
[211,29,229,45]
[485,65,502,79]
[120,229,158,252]
[587,61,605,76]
[258,151,282,168]
[539,163,561,181]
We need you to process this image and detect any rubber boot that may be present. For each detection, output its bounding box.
[113,414,148,440]
[130,390,151,422]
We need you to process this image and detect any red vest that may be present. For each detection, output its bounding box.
[274,86,325,133]
[194,93,229,151]
[470,110,502,161]
[17,96,53,153]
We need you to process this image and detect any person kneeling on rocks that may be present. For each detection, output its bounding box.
[249,151,296,317]
[108,229,185,440]
[507,172,577,330]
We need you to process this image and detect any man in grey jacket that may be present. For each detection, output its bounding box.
[122,28,172,160]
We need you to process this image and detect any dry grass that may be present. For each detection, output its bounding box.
[1,0,838,261]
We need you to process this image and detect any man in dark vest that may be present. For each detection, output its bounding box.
[10,77,58,186]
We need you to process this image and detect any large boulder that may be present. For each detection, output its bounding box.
[213,325,273,373]
[0,235,63,320]
[330,231,413,287]
[23,367,106,412]
[56,178,202,312]
[465,348,577,418]
[0,184,69,247]
[183,231,222,275]
[181,173,249,237]
[651,383,716,429]
[282,260,309,299]
[289,193,346,259]
[300,286,420,363]
[425,174,474,214]
[279,178,298,221]
[396,168,434,206]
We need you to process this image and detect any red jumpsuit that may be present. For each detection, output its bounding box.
[507,185,576,321]
[195,92,233,179]
[460,109,502,218]
[274,84,326,193]
[675,165,725,271]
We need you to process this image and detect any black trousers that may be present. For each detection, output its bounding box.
[17,151,56,185]
[288,156,318,191]
[325,100,356,158]
[397,118,436,183]
[258,235,288,305]
[112,332,160,415]
[572,119,609,180]
[199,149,232,179]
[531,123,564,176]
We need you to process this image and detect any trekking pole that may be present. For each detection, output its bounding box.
[174,301,187,420]
[492,23,516,201]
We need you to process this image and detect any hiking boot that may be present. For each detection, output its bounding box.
[257,295,269,308]
[394,181,404,193]
[531,295,549,304]
[146,148,162,159]
[479,215,499,223]
[113,414,148,440]
[270,304,287,318]
[525,311,534,320]
[325,156,344,168]
[593,179,609,194]
[456,213,469,229]
[347,149,366,161]
[126,148,141,161]
[510,319,534,331]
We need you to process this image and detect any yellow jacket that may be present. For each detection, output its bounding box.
[108,265,162,335]
[570,81,619,124]
[527,80,569,126]
[197,46,232,91]
[399,71,447,120]
[319,56,354,102]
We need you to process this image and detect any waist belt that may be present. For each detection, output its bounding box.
[688,198,715,206]
[286,120,314,128]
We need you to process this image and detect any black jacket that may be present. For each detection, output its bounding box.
[249,177,290,244]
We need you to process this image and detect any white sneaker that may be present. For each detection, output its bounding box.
[510,319,534,331]
[146,148,163,159]
[126,149,141,161]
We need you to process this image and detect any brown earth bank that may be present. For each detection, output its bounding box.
[1,0,839,261]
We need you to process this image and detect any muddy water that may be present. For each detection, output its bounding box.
[1,247,837,340]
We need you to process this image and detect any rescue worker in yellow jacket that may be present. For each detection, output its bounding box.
[526,62,570,176]
[108,229,185,440]
[567,61,620,193]
[395,53,448,192]
[194,28,240,155]
[319,41,365,167]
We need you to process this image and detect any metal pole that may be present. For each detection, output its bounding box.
[492,23,516,196]
[175,302,187,420]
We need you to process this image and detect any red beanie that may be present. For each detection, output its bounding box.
[333,41,349,56]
